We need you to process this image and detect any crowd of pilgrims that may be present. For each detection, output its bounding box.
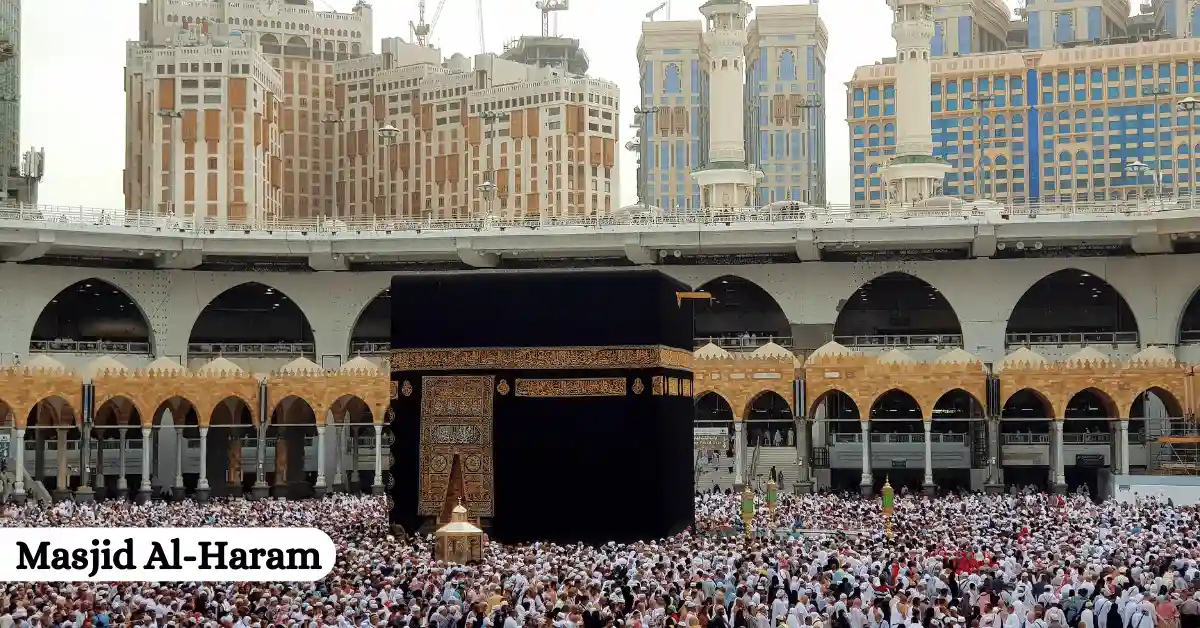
[0,490,1198,628]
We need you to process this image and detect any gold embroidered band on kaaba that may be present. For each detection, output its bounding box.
[515,378,627,397]
[391,345,693,372]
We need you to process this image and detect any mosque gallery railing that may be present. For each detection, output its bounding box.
[0,198,1188,236]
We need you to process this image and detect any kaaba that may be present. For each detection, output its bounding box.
[388,268,695,544]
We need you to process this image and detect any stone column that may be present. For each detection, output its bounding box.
[333,425,346,492]
[1118,419,1130,476]
[1052,420,1067,494]
[732,421,746,489]
[372,424,384,494]
[76,422,94,503]
[11,427,25,504]
[794,418,812,494]
[859,420,873,497]
[227,432,243,498]
[272,427,289,498]
[922,420,935,496]
[117,429,129,499]
[172,427,185,501]
[314,424,327,498]
[95,437,106,495]
[33,426,45,484]
[985,418,1004,493]
[196,427,210,501]
[53,429,69,501]
[350,429,361,492]
[251,423,269,500]
[137,427,152,503]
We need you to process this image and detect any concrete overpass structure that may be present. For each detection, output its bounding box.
[0,199,1199,499]
[0,200,1199,368]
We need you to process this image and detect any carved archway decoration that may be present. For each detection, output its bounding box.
[999,353,1189,420]
[266,367,390,426]
[3,365,84,429]
[691,348,797,421]
[803,351,987,421]
[93,366,260,428]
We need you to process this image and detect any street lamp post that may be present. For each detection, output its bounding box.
[633,106,660,208]
[965,95,995,201]
[480,111,508,216]
[377,123,399,217]
[1179,97,1200,208]
[795,96,822,205]
[477,180,497,218]
[322,114,345,218]
[1126,159,1161,203]
[1145,86,1170,191]
[157,110,184,216]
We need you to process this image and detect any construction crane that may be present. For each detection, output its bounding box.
[535,0,569,37]
[410,0,450,47]
[645,1,668,21]
[477,0,486,53]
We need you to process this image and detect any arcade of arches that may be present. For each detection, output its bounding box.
[2,332,1196,501]
[0,352,389,504]
[693,338,1196,495]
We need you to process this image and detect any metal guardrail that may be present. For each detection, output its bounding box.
[30,340,152,355]
[1002,432,1146,445]
[831,432,968,444]
[1005,331,1140,346]
[694,336,795,350]
[0,198,1188,236]
[834,334,964,348]
[349,342,390,355]
[186,342,315,356]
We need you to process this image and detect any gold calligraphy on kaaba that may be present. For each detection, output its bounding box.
[651,376,664,396]
[418,375,494,518]
[514,378,627,398]
[391,345,692,372]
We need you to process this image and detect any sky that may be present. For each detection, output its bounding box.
[21,0,1020,210]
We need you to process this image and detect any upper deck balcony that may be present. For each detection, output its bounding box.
[0,199,1197,271]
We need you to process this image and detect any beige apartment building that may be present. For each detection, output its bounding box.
[334,40,620,219]
[125,0,373,221]
[124,31,284,223]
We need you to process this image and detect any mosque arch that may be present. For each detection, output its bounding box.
[868,391,921,429]
[93,395,144,428]
[1177,284,1200,343]
[1001,388,1054,419]
[808,389,860,437]
[932,388,985,419]
[349,286,391,354]
[695,391,735,423]
[1005,269,1138,342]
[693,276,790,347]
[743,390,792,447]
[1129,386,1184,419]
[832,272,962,344]
[31,279,153,354]
[188,282,315,349]
[1065,387,1117,419]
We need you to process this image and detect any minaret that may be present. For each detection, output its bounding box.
[880,0,951,204]
[692,0,762,208]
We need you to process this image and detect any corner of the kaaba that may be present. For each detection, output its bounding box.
[389,269,696,545]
